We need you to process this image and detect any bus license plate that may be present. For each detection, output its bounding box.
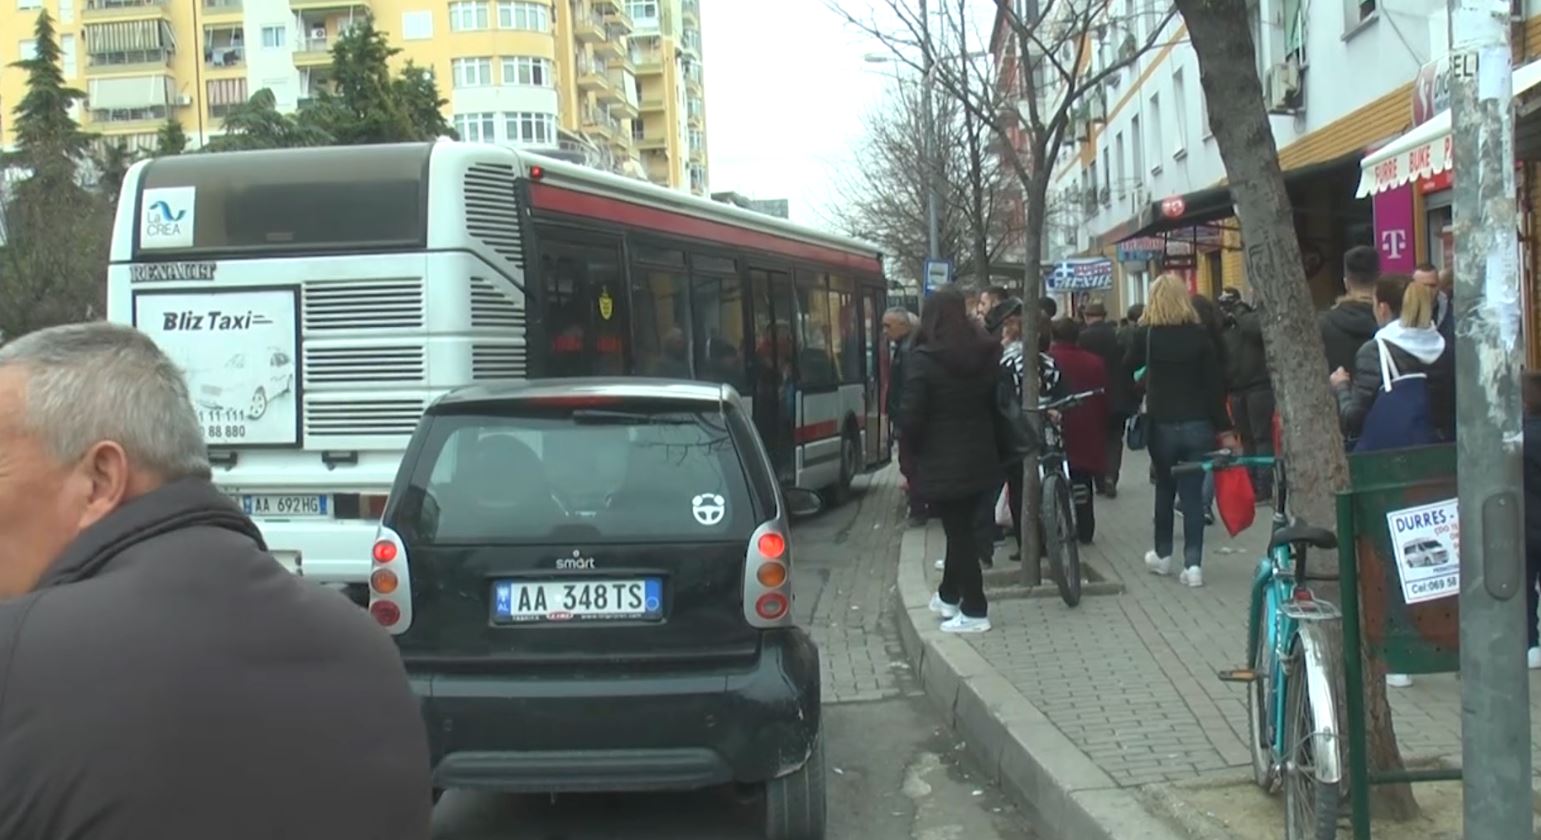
[492,579,663,624]
[241,494,329,517]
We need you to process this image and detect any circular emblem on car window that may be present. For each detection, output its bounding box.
[691,493,725,526]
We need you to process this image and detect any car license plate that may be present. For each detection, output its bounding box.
[241,494,329,517]
[492,578,663,624]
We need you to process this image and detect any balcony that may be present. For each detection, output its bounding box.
[681,0,698,24]
[86,48,173,75]
[635,135,667,151]
[639,95,665,112]
[595,0,633,32]
[576,63,611,94]
[201,0,241,18]
[581,107,620,141]
[631,44,664,75]
[293,35,332,66]
[289,0,368,10]
[574,12,605,42]
[595,27,627,60]
[204,25,245,69]
[604,68,638,113]
[83,0,167,20]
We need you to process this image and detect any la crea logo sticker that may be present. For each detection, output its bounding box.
[141,186,196,249]
[692,494,725,526]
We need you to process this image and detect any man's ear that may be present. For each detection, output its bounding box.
[75,441,132,531]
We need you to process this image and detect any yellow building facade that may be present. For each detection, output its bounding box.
[0,0,708,193]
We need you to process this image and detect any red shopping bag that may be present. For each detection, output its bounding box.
[1215,466,1256,537]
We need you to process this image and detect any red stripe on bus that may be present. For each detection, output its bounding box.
[529,183,883,275]
[795,421,840,444]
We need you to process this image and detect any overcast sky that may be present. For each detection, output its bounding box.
[699,0,895,229]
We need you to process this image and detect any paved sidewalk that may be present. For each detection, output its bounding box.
[895,449,1541,838]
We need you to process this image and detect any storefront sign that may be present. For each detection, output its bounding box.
[1412,56,1451,126]
[1160,196,1186,218]
[1373,183,1417,274]
[1117,237,1164,263]
[1419,169,1453,194]
[1044,258,1114,292]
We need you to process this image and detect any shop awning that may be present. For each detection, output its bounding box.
[1357,57,1541,197]
[1103,149,1364,248]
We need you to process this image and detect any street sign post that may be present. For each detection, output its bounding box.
[923,259,952,295]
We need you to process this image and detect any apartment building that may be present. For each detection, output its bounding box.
[0,0,708,193]
[994,0,1541,333]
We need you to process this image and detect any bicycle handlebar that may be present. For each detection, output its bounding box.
[1171,449,1279,476]
[1033,388,1104,412]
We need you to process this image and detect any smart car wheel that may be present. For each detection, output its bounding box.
[763,736,827,840]
[248,387,268,420]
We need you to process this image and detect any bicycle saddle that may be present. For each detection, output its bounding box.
[1268,522,1338,551]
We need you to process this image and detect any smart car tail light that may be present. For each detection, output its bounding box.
[367,527,412,634]
[744,521,793,629]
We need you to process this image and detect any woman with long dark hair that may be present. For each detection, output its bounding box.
[901,286,1004,633]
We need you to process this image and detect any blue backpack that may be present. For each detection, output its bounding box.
[1353,338,1437,453]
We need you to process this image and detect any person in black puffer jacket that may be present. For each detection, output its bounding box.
[1332,277,1454,444]
[1218,288,1276,501]
[901,285,1004,634]
[1319,245,1381,374]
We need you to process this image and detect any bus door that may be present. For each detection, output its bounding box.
[862,285,889,464]
[536,232,628,377]
[748,267,797,483]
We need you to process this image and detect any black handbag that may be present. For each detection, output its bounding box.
[1125,327,1152,451]
[994,359,1035,464]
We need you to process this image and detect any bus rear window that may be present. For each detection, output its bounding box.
[135,145,429,256]
[399,406,755,545]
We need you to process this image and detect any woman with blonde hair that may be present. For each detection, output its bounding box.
[1124,275,1236,587]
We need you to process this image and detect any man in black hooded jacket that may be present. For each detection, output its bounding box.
[0,322,431,840]
[1319,245,1381,373]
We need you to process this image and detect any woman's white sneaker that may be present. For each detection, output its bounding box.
[1178,567,1204,587]
[928,593,960,619]
[940,614,991,633]
[1386,673,1413,688]
[1144,551,1172,576]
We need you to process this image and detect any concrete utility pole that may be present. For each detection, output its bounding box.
[1448,0,1532,833]
[920,0,941,264]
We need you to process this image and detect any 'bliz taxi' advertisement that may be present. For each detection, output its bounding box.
[132,287,302,447]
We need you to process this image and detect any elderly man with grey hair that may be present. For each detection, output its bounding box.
[0,322,431,840]
[883,306,925,526]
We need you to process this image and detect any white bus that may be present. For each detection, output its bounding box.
[107,141,892,598]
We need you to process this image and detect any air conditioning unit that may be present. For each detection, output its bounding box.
[176,93,193,107]
[1265,57,1302,112]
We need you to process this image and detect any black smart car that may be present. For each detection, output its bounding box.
[367,379,827,839]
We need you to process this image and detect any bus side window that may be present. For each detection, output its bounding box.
[829,274,860,383]
[795,273,837,388]
[690,274,746,392]
[631,263,689,379]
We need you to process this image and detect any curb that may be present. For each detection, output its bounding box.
[893,525,1189,840]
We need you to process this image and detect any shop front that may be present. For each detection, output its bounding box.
[1357,57,1541,362]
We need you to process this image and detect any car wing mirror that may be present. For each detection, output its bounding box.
[783,487,824,519]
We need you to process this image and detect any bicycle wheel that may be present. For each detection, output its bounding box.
[1246,618,1279,791]
[1282,642,1340,840]
[1040,473,1082,607]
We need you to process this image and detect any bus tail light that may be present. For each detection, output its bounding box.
[744,523,792,629]
[367,527,412,634]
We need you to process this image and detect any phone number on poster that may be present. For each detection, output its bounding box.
[205,424,247,440]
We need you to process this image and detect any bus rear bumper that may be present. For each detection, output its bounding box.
[246,516,378,586]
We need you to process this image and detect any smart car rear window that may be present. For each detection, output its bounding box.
[398,403,756,545]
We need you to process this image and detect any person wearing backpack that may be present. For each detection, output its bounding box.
[1331,278,1454,449]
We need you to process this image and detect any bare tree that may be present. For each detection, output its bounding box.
[837,0,1178,578]
[831,72,1016,288]
[1176,0,1418,817]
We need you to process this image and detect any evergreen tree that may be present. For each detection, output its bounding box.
[156,118,189,156]
[7,11,90,186]
[322,18,416,144]
[92,139,136,201]
[395,62,456,141]
[206,88,333,152]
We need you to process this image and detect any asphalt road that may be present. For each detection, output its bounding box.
[430,475,1036,840]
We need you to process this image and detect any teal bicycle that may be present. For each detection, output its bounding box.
[1174,450,1344,840]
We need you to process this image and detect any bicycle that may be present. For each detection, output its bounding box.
[1174,450,1344,840]
[1028,388,1101,608]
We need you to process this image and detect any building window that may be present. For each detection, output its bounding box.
[1344,0,1376,28]
[453,112,496,142]
[59,34,76,76]
[261,25,285,47]
[497,0,548,31]
[452,56,493,87]
[1200,88,1212,139]
[18,39,37,61]
[1171,68,1188,156]
[402,10,433,40]
[207,77,248,118]
[627,0,658,21]
[1130,114,1144,181]
[501,56,551,87]
[17,0,41,9]
[449,1,490,31]
[1114,131,1126,198]
[504,111,556,144]
[1146,92,1162,174]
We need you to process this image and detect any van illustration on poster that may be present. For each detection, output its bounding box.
[132,287,301,446]
[1384,498,1460,605]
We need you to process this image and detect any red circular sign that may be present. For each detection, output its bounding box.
[1161,196,1186,219]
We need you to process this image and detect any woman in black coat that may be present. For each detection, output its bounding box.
[900,286,1004,634]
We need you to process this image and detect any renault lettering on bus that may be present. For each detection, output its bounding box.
[106,141,892,597]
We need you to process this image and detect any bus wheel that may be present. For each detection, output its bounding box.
[823,431,859,507]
